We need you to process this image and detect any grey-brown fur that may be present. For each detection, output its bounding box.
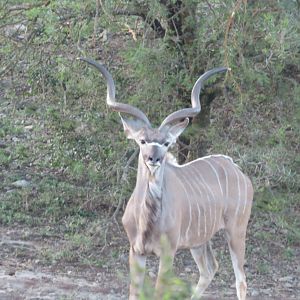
[79,58,252,300]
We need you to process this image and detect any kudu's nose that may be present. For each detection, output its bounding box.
[148,156,161,164]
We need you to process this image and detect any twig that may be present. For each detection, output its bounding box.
[0,28,38,77]
[205,0,217,18]
[100,224,110,253]
[223,0,243,98]
[113,9,145,18]
[7,0,50,12]
[100,148,139,252]
[223,0,243,66]
[177,139,192,151]
[76,24,86,57]
[0,20,27,30]
[125,23,137,41]
[0,0,50,78]
[99,0,114,22]
[111,149,139,223]
[121,148,139,182]
[93,0,100,47]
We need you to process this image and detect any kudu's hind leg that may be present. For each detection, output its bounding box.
[225,229,247,300]
[190,242,219,299]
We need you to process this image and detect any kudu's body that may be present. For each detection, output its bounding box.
[79,58,253,300]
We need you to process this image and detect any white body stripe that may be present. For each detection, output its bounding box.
[204,159,224,197]
[196,201,201,237]
[242,172,248,215]
[176,176,193,241]
[199,172,217,237]
[188,167,208,238]
[170,154,237,168]
[192,166,216,237]
[213,159,229,213]
[233,166,241,217]
[181,170,203,238]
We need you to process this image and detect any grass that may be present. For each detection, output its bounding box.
[0,87,299,272]
[0,37,299,297]
[0,94,121,266]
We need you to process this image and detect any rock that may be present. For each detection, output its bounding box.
[148,271,156,279]
[6,189,16,194]
[12,179,30,188]
[260,288,272,295]
[24,125,33,131]
[251,289,260,297]
[119,253,128,263]
[279,275,294,282]
[0,141,6,148]
[4,24,27,39]
[100,29,108,42]
[5,269,16,276]
[185,267,192,273]
[75,123,88,135]
[284,282,294,288]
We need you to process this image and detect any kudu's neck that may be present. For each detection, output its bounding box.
[135,151,166,246]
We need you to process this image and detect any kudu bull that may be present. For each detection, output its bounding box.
[79,58,253,300]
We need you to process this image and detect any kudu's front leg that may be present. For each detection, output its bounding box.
[129,247,146,300]
[155,251,175,298]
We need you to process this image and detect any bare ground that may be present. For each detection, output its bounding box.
[0,219,299,300]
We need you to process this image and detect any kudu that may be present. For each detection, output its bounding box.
[79,58,253,300]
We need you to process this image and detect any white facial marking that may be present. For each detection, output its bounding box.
[146,162,160,175]
[146,142,164,147]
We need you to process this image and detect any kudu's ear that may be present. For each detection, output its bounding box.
[120,115,147,139]
[167,118,189,141]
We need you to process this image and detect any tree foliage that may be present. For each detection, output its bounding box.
[0,0,299,231]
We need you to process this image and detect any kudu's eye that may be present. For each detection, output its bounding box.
[140,139,146,145]
[164,142,170,147]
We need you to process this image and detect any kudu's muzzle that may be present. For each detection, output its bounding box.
[143,146,164,175]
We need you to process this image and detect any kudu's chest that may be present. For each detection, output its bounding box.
[122,184,178,256]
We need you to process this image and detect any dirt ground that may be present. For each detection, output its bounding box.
[0,222,299,300]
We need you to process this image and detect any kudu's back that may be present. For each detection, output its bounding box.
[164,154,253,250]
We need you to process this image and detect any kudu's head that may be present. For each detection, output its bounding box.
[79,58,227,173]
